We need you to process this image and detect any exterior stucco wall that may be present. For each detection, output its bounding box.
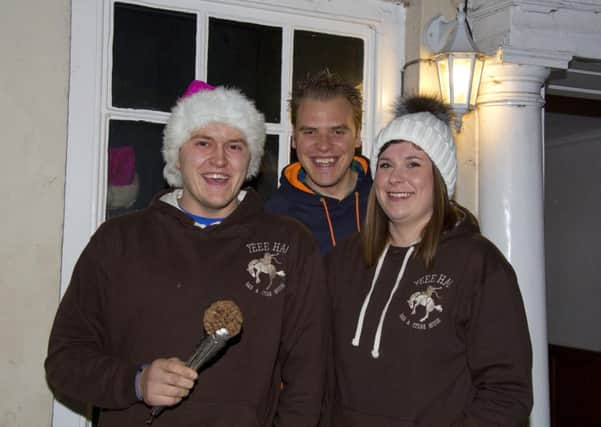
[0,1,70,426]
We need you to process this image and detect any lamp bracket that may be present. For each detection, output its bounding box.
[423,14,456,54]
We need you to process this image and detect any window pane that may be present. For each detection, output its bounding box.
[112,2,196,111]
[208,18,282,123]
[289,135,298,165]
[293,30,364,89]
[106,120,168,218]
[247,134,279,201]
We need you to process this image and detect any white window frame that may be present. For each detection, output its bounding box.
[56,1,404,425]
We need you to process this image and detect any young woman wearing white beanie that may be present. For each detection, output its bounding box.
[325,95,533,426]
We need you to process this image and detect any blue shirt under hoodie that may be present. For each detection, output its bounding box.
[265,156,372,254]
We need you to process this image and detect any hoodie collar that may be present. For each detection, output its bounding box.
[152,188,262,238]
[283,156,370,196]
[159,189,248,228]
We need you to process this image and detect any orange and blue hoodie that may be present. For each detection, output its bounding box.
[265,156,372,254]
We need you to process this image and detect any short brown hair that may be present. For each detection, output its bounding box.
[361,143,461,268]
[289,69,363,134]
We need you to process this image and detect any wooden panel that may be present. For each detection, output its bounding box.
[546,95,601,117]
[549,344,601,427]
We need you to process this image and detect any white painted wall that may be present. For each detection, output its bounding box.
[545,112,601,353]
[0,1,70,426]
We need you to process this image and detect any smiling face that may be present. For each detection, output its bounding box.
[374,141,435,245]
[176,122,250,218]
[292,96,361,199]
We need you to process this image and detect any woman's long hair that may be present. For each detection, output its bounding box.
[361,145,461,268]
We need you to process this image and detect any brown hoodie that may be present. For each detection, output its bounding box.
[46,189,328,427]
[325,207,532,426]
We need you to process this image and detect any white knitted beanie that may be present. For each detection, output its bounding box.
[162,81,266,187]
[370,97,456,197]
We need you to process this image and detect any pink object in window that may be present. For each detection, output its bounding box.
[109,146,136,186]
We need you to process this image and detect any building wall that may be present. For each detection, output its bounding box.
[0,1,70,426]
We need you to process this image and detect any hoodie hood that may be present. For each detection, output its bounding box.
[281,156,370,199]
[441,202,480,242]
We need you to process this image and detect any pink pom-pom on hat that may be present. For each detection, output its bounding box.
[181,80,215,98]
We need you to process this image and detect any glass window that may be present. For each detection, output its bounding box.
[208,18,282,123]
[106,4,366,218]
[293,30,364,89]
[106,120,168,219]
[246,134,280,201]
[112,2,196,111]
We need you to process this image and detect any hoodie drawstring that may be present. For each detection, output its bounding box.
[320,198,337,248]
[320,192,362,248]
[351,244,416,359]
[371,246,414,358]
[352,243,390,347]
[354,192,361,232]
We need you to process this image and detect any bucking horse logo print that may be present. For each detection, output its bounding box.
[400,274,452,330]
[407,285,443,322]
[247,253,286,291]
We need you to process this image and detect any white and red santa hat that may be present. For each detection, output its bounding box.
[162,80,266,187]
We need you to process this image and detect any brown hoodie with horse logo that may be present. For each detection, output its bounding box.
[326,206,532,427]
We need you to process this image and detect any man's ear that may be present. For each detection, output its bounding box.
[175,144,184,170]
[291,134,297,149]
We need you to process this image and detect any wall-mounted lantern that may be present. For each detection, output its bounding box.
[424,7,485,131]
